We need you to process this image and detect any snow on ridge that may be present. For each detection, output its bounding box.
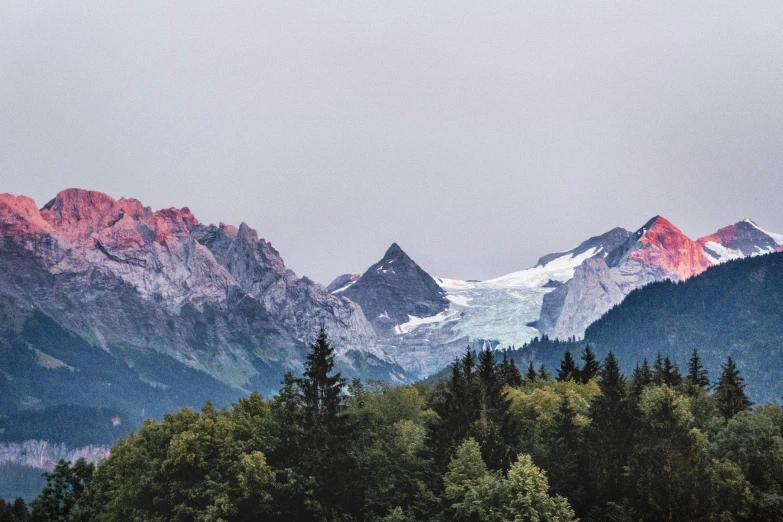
[746,219,783,245]
[701,241,743,264]
[394,311,459,335]
[483,247,599,288]
[331,280,357,294]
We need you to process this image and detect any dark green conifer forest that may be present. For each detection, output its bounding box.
[4,330,783,521]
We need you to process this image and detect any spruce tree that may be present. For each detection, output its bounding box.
[298,327,346,426]
[538,364,550,380]
[686,350,710,390]
[462,347,476,384]
[526,361,537,383]
[579,345,600,384]
[296,328,351,512]
[499,352,511,386]
[630,359,653,402]
[588,352,630,504]
[506,358,522,387]
[652,353,665,385]
[557,350,578,382]
[663,356,683,387]
[547,392,588,514]
[716,356,751,419]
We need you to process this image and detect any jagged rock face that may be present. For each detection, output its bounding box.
[191,223,379,358]
[540,216,712,340]
[0,189,396,398]
[698,219,783,263]
[340,243,449,334]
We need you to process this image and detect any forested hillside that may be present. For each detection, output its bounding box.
[5,331,783,521]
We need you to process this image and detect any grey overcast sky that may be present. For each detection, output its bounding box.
[2,2,783,284]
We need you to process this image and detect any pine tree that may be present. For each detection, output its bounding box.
[506,358,522,387]
[296,327,351,513]
[557,350,578,382]
[579,345,600,384]
[462,347,476,384]
[716,356,751,419]
[498,352,511,386]
[663,356,683,387]
[298,327,346,426]
[526,361,538,383]
[478,349,496,385]
[547,392,588,514]
[686,350,710,390]
[588,352,631,505]
[630,359,653,401]
[652,353,665,385]
[538,364,550,380]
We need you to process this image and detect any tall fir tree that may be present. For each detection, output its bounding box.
[652,353,665,385]
[296,327,352,514]
[506,358,523,387]
[478,349,499,404]
[526,361,537,383]
[462,347,476,384]
[663,356,683,387]
[579,345,601,384]
[686,350,710,390]
[588,352,631,505]
[630,358,653,404]
[557,350,578,382]
[547,392,588,515]
[716,356,752,419]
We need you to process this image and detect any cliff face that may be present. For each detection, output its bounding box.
[0,441,108,472]
[540,216,712,340]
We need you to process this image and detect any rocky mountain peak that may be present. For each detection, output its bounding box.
[340,243,449,333]
[607,215,711,281]
[0,193,54,236]
[697,219,783,263]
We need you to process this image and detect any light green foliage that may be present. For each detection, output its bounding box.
[447,446,576,522]
[444,439,487,503]
[506,378,600,427]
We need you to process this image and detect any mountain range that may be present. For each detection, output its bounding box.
[0,189,406,433]
[330,216,783,378]
[1,188,783,456]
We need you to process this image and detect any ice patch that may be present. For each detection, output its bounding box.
[394,311,460,335]
[447,294,472,307]
[702,241,743,264]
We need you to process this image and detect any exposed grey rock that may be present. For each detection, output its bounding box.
[340,243,449,335]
